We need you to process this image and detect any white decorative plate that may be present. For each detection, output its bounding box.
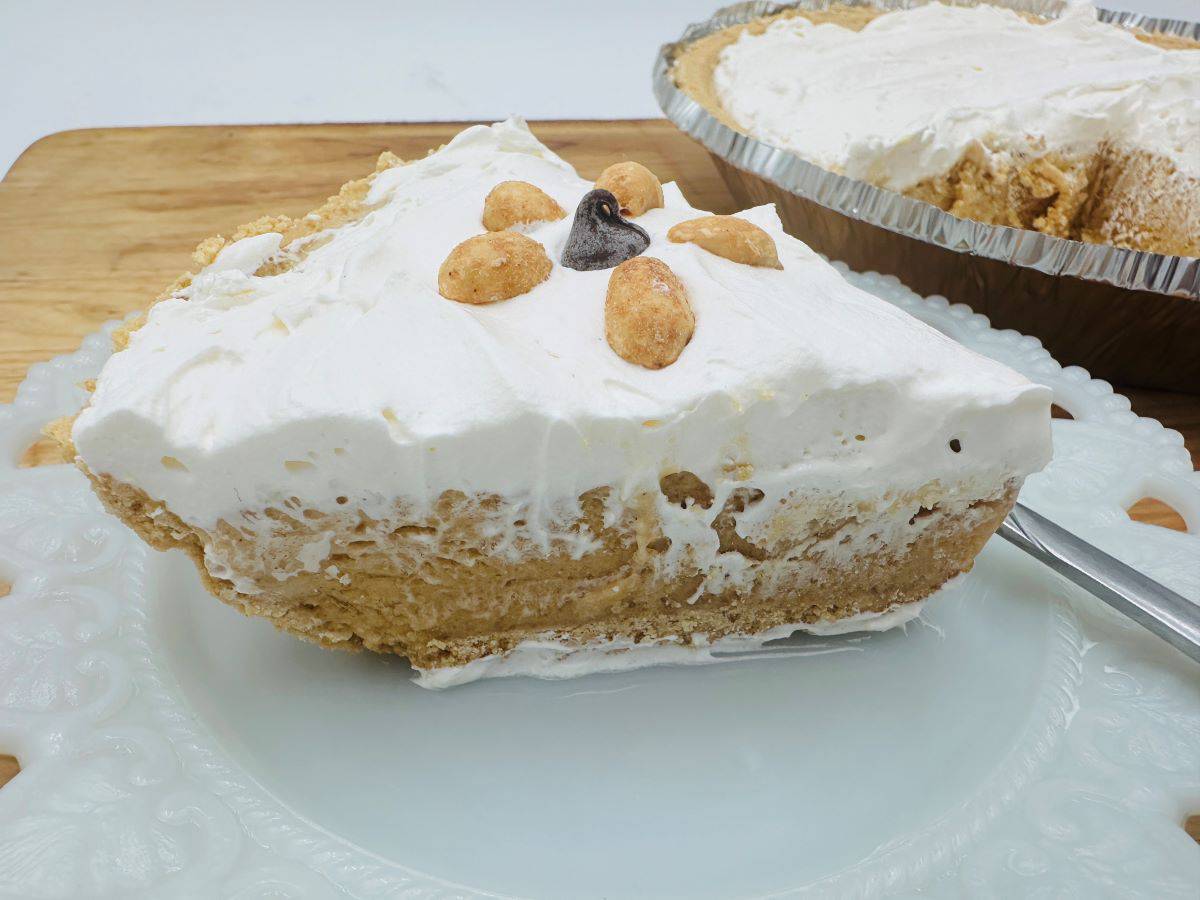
[1,270,1198,899]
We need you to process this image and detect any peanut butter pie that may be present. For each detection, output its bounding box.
[66,119,1052,687]
[672,1,1200,255]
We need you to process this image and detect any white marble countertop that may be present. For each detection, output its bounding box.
[0,0,1191,177]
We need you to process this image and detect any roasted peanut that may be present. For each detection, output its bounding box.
[482,181,566,232]
[438,232,552,304]
[667,215,783,269]
[595,162,664,218]
[604,256,694,369]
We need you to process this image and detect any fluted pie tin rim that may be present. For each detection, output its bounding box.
[652,0,1200,300]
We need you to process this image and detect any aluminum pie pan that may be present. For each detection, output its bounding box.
[653,0,1200,391]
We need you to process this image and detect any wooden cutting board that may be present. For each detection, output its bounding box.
[0,121,1196,834]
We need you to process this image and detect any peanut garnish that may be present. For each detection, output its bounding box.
[482,181,566,232]
[605,257,694,369]
[438,232,552,304]
[667,215,783,269]
[595,162,664,218]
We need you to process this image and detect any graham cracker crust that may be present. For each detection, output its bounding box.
[671,3,1200,256]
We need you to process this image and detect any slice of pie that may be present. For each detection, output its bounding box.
[65,119,1051,687]
[671,1,1200,255]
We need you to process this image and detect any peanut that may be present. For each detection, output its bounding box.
[604,257,694,369]
[667,215,783,269]
[482,181,566,232]
[595,162,664,218]
[438,232,552,304]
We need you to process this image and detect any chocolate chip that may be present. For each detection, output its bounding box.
[561,189,650,271]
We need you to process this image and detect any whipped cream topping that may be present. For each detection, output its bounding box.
[74,119,1049,557]
[713,1,1200,190]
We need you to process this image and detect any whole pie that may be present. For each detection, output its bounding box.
[671,1,1200,256]
[63,119,1051,686]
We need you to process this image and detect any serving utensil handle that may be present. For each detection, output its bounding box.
[999,502,1200,664]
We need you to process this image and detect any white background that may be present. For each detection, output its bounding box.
[0,0,1194,177]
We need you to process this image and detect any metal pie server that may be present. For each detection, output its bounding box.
[1000,502,1200,664]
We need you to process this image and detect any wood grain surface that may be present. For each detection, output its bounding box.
[0,122,1196,831]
